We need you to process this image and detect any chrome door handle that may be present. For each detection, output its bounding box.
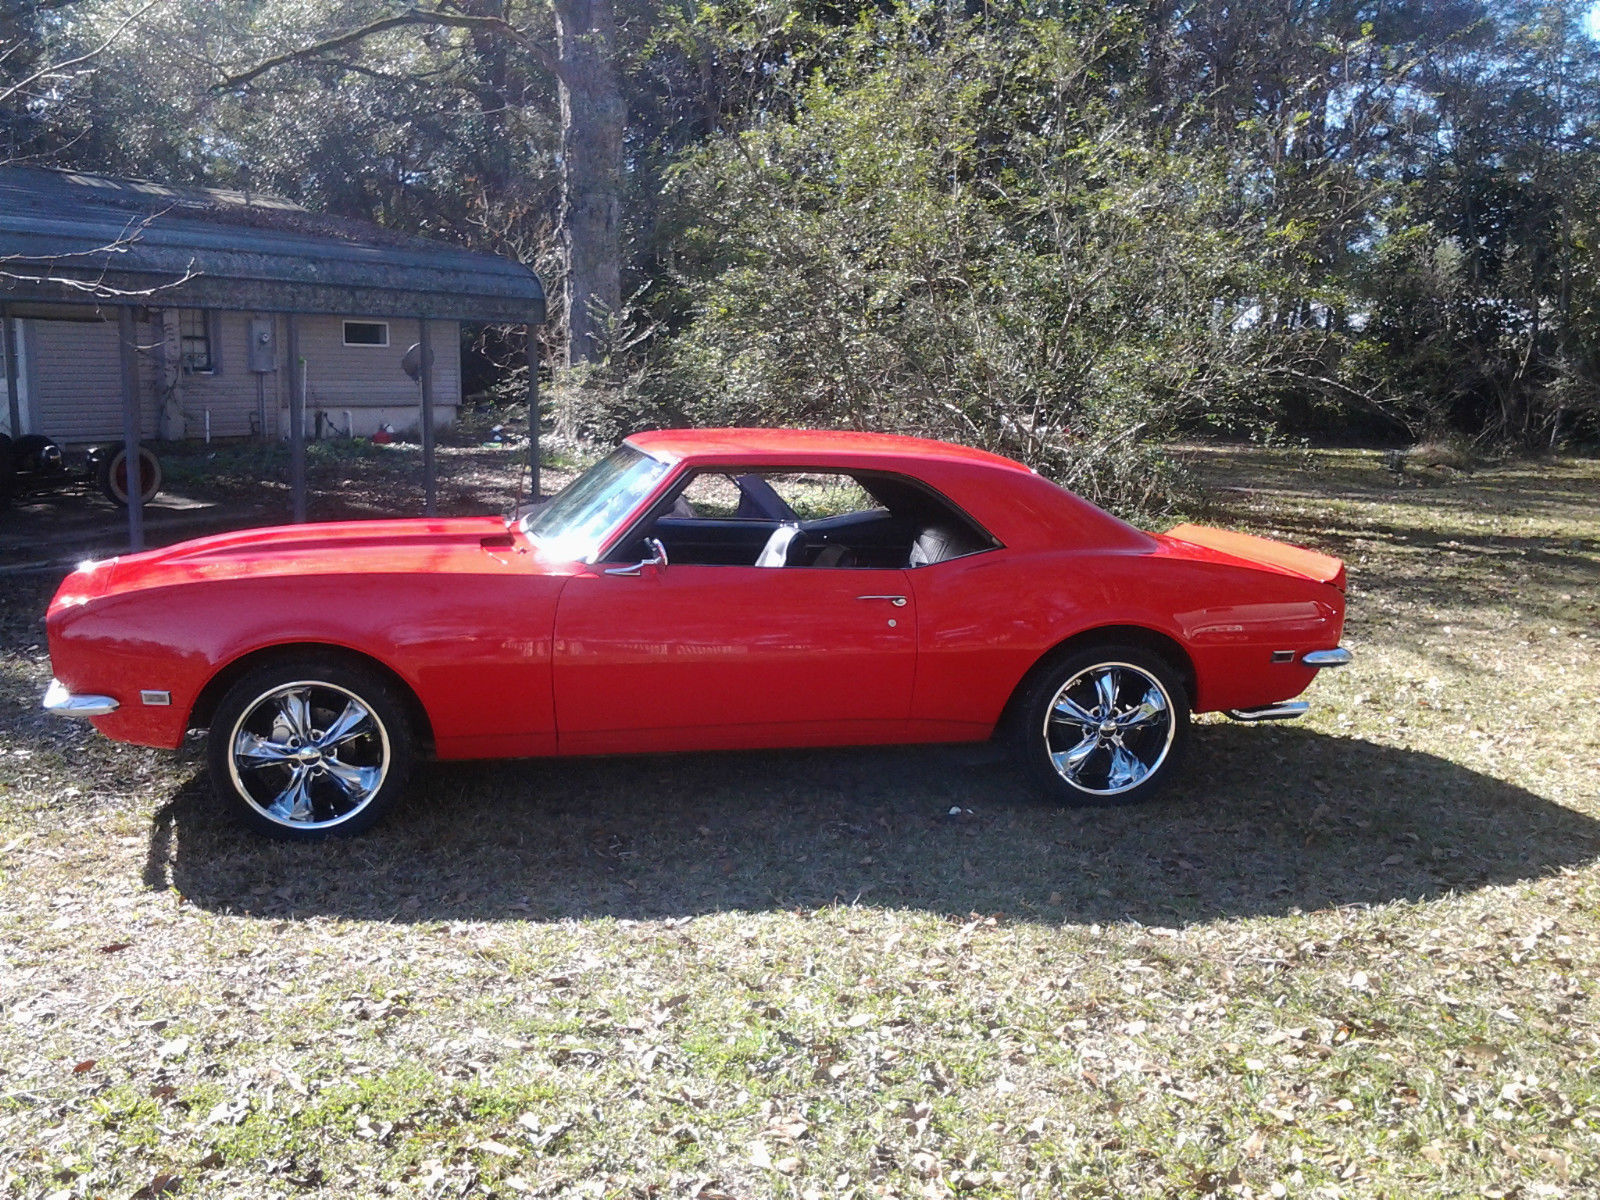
[856,595,907,607]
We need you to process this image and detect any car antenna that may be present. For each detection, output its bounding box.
[504,419,528,530]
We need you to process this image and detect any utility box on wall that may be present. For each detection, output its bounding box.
[247,318,276,373]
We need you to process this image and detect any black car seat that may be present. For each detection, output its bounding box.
[811,543,857,568]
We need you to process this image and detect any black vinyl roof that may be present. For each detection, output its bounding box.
[0,166,544,324]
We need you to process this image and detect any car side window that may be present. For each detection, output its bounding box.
[761,473,881,521]
[671,473,743,520]
[620,468,995,571]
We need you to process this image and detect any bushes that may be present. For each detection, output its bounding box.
[637,15,1321,516]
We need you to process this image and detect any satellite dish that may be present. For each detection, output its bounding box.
[401,342,435,381]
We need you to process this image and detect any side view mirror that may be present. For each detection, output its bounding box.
[604,536,669,577]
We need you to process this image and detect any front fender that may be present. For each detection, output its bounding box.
[48,573,566,756]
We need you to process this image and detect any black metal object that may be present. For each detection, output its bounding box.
[0,433,155,507]
[0,434,70,498]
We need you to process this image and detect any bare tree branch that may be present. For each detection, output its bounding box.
[216,6,561,91]
[320,57,455,88]
[2,211,199,300]
[0,263,197,298]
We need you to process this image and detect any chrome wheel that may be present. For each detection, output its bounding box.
[1042,660,1177,797]
[225,679,392,831]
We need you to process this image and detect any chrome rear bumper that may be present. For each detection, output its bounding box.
[42,679,118,718]
[1226,701,1310,722]
[1227,647,1349,722]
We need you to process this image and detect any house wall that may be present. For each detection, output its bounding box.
[286,315,461,438]
[171,310,280,440]
[18,310,462,444]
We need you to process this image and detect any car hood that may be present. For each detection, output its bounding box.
[1156,523,1346,590]
[88,516,553,595]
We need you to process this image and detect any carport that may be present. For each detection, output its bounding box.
[0,166,545,550]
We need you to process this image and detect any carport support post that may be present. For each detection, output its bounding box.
[419,316,436,517]
[2,306,21,439]
[287,313,306,523]
[117,306,144,552]
[526,325,540,498]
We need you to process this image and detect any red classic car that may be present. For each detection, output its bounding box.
[43,428,1350,839]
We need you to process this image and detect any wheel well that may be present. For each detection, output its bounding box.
[993,625,1197,741]
[188,644,435,751]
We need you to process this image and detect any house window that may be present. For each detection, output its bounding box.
[180,309,213,373]
[343,320,389,347]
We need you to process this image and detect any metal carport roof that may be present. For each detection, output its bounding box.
[0,166,544,323]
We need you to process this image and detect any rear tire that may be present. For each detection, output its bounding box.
[206,656,415,840]
[97,446,162,505]
[1014,644,1190,806]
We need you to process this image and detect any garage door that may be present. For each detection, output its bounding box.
[23,318,154,443]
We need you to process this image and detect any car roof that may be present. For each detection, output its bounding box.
[622,427,1153,555]
[624,427,1036,473]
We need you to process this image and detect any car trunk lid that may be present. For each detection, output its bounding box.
[1160,523,1346,590]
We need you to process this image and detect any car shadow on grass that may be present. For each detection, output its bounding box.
[146,723,1600,928]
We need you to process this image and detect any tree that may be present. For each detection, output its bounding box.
[211,1,621,365]
[2,0,183,295]
[653,11,1320,512]
[1337,0,1600,445]
[1,0,169,161]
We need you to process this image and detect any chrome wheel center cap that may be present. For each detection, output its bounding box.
[293,746,323,763]
[1099,721,1117,735]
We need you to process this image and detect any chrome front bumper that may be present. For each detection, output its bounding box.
[1303,647,1353,668]
[42,679,119,718]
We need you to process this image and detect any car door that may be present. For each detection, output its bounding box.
[551,562,917,754]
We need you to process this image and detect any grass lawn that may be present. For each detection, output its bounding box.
[1,445,1597,1199]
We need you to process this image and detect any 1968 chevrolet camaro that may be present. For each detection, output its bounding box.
[44,428,1350,839]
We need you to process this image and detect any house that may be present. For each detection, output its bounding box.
[0,166,545,445]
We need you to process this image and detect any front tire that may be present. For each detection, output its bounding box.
[1016,644,1190,806]
[206,657,415,840]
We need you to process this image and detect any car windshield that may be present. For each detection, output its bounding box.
[520,444,671,561]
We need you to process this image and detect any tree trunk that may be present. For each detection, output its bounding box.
[555,0,624,366]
